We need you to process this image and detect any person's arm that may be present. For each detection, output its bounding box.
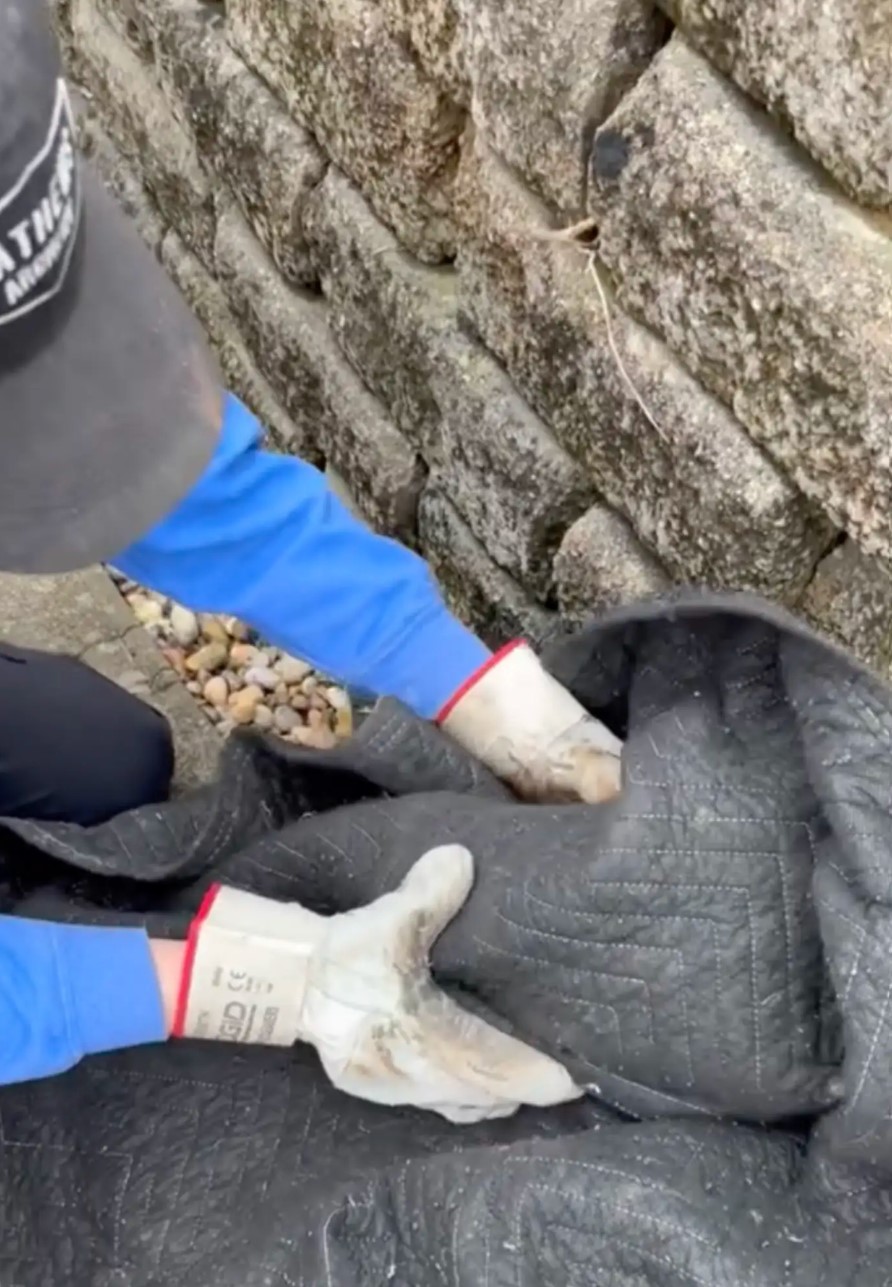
[148,938,185,1031]
[0,916,171,1084]
[114,394,622,802]
[0,854,577,1118]
[164,847,579,1122]
[113,394,489,719]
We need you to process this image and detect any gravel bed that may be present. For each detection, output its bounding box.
[109,572,352,749]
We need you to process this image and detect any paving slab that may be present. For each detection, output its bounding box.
[0,566,221,790]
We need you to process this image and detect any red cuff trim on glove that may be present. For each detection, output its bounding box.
[435,639,526,725]
[171,884,221,1038]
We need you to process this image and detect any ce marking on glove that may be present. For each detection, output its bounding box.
[225,969,273,995]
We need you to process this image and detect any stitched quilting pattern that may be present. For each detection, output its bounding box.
[1,592,892,1284]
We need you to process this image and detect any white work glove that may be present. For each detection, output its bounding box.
[438,642,623,804]
[174,845,580,1123]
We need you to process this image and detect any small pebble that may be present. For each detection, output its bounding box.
[229,684,264,725]
[186,680,202,696]
[309,693,329,712]
[222,669,244,692]
[224,616,250,641]
[253,704,274,730]
[273,683,289,705]
[161,646,187,677]
[293,724,336,750]
[275,655,312,685]
[229,643,263,669]
[169,605,200,647]
[300,675,318,696]
[203,675,229,707]
[200,616,229,645]
[244,665,279,693]
[289,691,309,711]
[274,705,302,734]
[130,596,163,627]
[186,641,228,674]
[334,706,353,739]
[325,686,349,711]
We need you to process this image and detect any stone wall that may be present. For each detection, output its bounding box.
[53,0,892,671]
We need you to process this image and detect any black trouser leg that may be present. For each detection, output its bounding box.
[0,643,174,825]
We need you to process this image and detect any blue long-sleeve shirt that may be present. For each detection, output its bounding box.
[1,394,490,1085]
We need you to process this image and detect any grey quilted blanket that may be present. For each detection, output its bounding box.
[1,590,890,1285]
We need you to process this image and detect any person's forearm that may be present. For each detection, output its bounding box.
[148,939,185,1035]
[112,395,624,805]
[113,395,490,718]
[0,917,169,1084]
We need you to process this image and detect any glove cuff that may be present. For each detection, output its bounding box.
[437,640,622,792]
[437,640,595,748]
[172,885,321,1046]
[435,639,525,724]
[172,884,221,1038]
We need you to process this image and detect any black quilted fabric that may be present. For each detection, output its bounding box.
[2,590,892,1284]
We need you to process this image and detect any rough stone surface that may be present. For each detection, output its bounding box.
[418,489,557,649]
[210,202,333,435]
[459,0,666,215]
[227,0,464,263]
[305,171,594,597]
[456,131,833,599]
[376,0,665,215]
[90,0,154,56]
[73,97,166,253]
[127,0,326,286]
[70,0,217,263]
[49,0,74,42]
[0,568,219,790]
[159,229,313,456]
[588,36,892,568]
[57,0,892,681]
[555,505,669,627]
[214,204,425,539]
[660,0,892,210]
[800,541,892,677]
[380,0,468,105]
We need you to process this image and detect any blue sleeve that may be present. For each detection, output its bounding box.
[0,919,166,1084]
[113,395,489,719]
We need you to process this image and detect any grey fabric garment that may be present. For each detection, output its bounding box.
[2,589,892,1284]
